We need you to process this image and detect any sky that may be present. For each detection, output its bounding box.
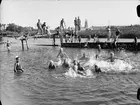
[1,0,140,29]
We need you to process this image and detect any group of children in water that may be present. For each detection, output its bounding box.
[47,47,117,76]
[13,45,117,75]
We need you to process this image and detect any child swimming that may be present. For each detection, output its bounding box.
[48,60,56,70]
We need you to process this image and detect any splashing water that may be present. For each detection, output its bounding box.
[65,54,134,78]
[64,68,95,78]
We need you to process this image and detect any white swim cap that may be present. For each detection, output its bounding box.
[15,56,19,59]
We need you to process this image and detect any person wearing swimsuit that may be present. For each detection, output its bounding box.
[48,60,56,70]
[14,56,24,73]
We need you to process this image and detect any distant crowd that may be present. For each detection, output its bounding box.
[36,18,122,45]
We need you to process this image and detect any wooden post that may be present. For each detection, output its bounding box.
[25,39,29,50]
[21,40,24,50]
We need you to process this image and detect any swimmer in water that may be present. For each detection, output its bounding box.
[79,52,89,61]
[62,58,70,68]
[48,60,56,70]
[94,64,102,74]
[105,52,117,62]
[6,40,11,52]
[77,62,86,75]
[72,60,78,72]
[57,48,69,61]
[14,56,24,73]
[109,52,115,62]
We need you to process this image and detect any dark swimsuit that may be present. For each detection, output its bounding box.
[48,64,56,69]
[14,63,23,73]
[62,63,70,68]
[78,66,84,71]
[95,68,101,73]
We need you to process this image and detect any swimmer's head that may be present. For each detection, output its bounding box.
[38,19,40,22]
[94,64,98,69]
[15,56,19,59]
[15,56,19,62]
[83,53,86,57]
[49,60,54,65]
[110,52,114,57]
[77,62,81,67]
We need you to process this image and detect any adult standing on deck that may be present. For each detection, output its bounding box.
[74,17,78,35]
[77,16,81,31]
[60,18,66,33]
[37,19,43,35]
[42,22,46,34]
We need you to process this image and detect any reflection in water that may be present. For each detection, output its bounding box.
[1,38,140,105]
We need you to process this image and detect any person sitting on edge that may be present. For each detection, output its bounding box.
[94,64,102,74]
[14,56,24,73]
[77,62,86,75]
[48,60,56,70]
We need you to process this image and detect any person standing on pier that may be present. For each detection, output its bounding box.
[37,19,43,35]
[60,18,66,33]
[42,22,46,34]
[74,17,78,41]
[77,16,81,31]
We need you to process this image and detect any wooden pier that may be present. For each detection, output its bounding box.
[61,39,140,51]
